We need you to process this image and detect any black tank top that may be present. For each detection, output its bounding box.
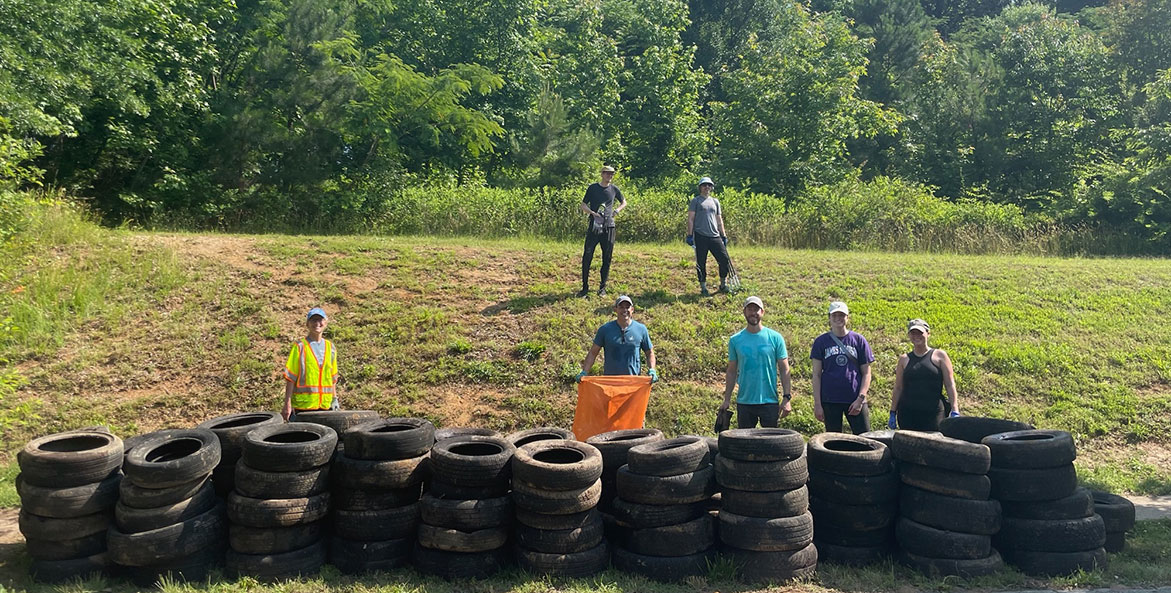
[903,349,944,411]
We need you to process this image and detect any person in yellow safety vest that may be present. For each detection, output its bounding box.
[282,307,340,421]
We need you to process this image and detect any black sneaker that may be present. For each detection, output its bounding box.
[718,284,729,294]
[597,287,607,297]
[576,289,590,298]
[700,287,711,297]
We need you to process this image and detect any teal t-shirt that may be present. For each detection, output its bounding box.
[728,327,788,405]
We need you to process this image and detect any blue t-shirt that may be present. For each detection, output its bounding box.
[593,320,652,375]
[728,327,788,405]
[811,331,875,404]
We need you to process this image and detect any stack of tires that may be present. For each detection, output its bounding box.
[331,418,433,574]
[610,436,717,582]
[512,439,609,577]
[586,428,664,513]
[807,433,896,566]
[507,426,574,448]
[225,423,336,581]
[715,429,816,584]
[984,430,1107,576]
[295,410,380,447]
[196,412,282,497]
[1091,490,1136,553]
[414,435,515,579]
[17,430,124,583]
[110,429,226,586]
[891,431,1004,577]
[938,416,1033,445]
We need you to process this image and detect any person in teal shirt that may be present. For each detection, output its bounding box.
[720,296,793,428]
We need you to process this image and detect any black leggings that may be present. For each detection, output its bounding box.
[582,227,615,289]
[821,401,871,434]
[898,403,944,431]
[694,234,730,284]
[737,403,780,428]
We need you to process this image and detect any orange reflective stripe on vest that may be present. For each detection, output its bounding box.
[291,339,335,411]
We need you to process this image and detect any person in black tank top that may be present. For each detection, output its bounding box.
[889,319,960,431]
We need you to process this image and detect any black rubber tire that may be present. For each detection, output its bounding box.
[512,439,603,490]
[516,540,609,577]
[434,426,501,442]
[626,436,711,477]
[506,427,575,448]
[29,553,111,583]
[412,545,507,579]
[891,431,990,475]
[714,455,807,492]
[1002,487,1094,520]
[332,452,428,489]
[128,546,221,587]
[814,540,890,566]
[610,497,707,527]
[1091,490,1136,532]
[25,531,107,561]
[16,471,121,518]
[226,540,326,582]
[120,473,211,509]
[329,537,411,574]
[515,513,604,553]
[294,409,380,436]
[623,514,715,556]
[230,521,323,555]
[719,510,814,552]
[809,496,897,531]
[428,477,509,500]
[938,416,1034,444]
[343,418,435,460]
[616,465,717,504]
[226,492,330,528]
[234,461,330,498]
[333,503,420,541]
[18,509,110,541]
[898,548,1004,577]
[814,524,894,547]
[429,436,515,487]
[18,430,123,488]
[241,422,337,472]
[807,469,898,505]
[1000,546,1107,577]
[512,479,602,514]
[988,464,1078,502]
[900,485,1002,535]
[122,429,221,489]
[114,481,217,533]
[859,430,896,447]
[612,546,715,582]
[213,462,236,497]
[899,461,991,500]
[725,542,818,584]
[418,524,509,553]
[721,486,808,518]
[807,433,891,476]
[515,507,598,530]
[586,428,664,469]
[982,430,1076,469]
[420,493,512,531]
[896,516,992,559]
[196,411,283,464]
[1104,531,1126,553]
[717,428,806,461]
[996,514,1106,552]
[107,503,226,566]
[333,485,421,510]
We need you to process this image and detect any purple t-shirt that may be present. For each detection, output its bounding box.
[810,331,875,404]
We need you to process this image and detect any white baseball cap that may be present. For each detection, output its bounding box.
[828,301,849,315]
[744,296,764,310]
[698,176,714,187]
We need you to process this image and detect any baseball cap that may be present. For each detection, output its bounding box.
[907,319,930,333]
[306,307,328,320]
[698,176,714,187]
[744,296,764,310]
[615,295,633,307]
[828,301,849,315]
[601,165,616,173]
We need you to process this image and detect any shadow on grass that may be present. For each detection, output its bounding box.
[481,292,574,315]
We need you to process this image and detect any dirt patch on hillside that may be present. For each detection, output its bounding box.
[420,385,517,428]
[0,508,24,583]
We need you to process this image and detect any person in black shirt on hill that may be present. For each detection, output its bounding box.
[578,165,626,297]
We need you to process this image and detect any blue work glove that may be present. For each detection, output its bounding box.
[576,371,587,383]
[949,410,961,418]
[685,235,694,247]
[888,410,898,429]
[648,368,659,383]
[721,236,728,247]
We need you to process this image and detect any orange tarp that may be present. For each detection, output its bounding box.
[572,375,652,441]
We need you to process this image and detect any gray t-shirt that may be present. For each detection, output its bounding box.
[688,195,722,238]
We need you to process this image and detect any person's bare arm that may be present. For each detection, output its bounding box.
[282,382,294,421]
[891,355,909,412]
[778,357,792,418]
[849,363,872,415]
[812,359,824,421]
[938,349,959,414]
[687,211,696,236]
[581,344,603,374]
[722,360,738,411]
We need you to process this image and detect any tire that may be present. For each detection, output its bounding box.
[616,465,717,504]
[890,431,990,475]
[122,429,221,489]
[329,537,412,574]
[859,430,896,448]
[515,513,604,553]
[714,455,807,492]
[428,478,509,500]
[226,540,326,582]
[332,453,428,489]
[412,545,507,579]
[120,474,211,510]
[981,430,1076,469]
[807,433,891,476]
[333,485,421,511]
[898,461,991,500]
[129,546,221,587]
[234,462,330,499]
[1091,490,1136,532]
[18,431,123,489]
[435,426,501,442]
[420,493,512,531]
[196,412,283,464]
[18,509,110,541]
[612,546,715,582]
[938,416,1034,444]
[213,462,236,497]
[16,472,121,518]
[719,510,814,552]
[896,517,992,559]
[900,486,1002,535]
[814,540,890,566]
[114,481,217,533]
[1104,531,1126,553]
[717,428,806,461]
[25,531,107,561]
[626,436,711,477]
[343,418,435,460]
[512,479,601,514]
[988,464,1077,502]
[506,427,574,448]
[624,514,715,556]
[429,436,515,487]
[586,429,664,468]
[813,524,894,547]
[726,542,818,584]
[333,503,420,541]
[107,503,226,566]
[1000,547,1107,577]
[241,423,337,472]
[898,548,1004,577]
[418,524,509,553]
[294,409,380,436]
[29,553,110,583]
[512,439,603,490]
[807,469,898,505]
[721,486,808,518]
[809,496,896,531]
[515,507,598,530]
[226,492,330,528]
[230,521,323,555]
[610,497,707,527]
[516,541,609,577]
[1002,487,1093,520]
[996,515,1106,552]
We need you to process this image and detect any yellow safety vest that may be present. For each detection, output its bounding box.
[284,339,337,411]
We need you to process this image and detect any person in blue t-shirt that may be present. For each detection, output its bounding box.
[811,300,874,434]
[720,296,793,428]
[577,295,658,382]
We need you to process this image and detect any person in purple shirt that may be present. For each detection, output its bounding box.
[810,301,873,433]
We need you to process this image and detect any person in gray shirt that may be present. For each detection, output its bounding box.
[686,176,731,296]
